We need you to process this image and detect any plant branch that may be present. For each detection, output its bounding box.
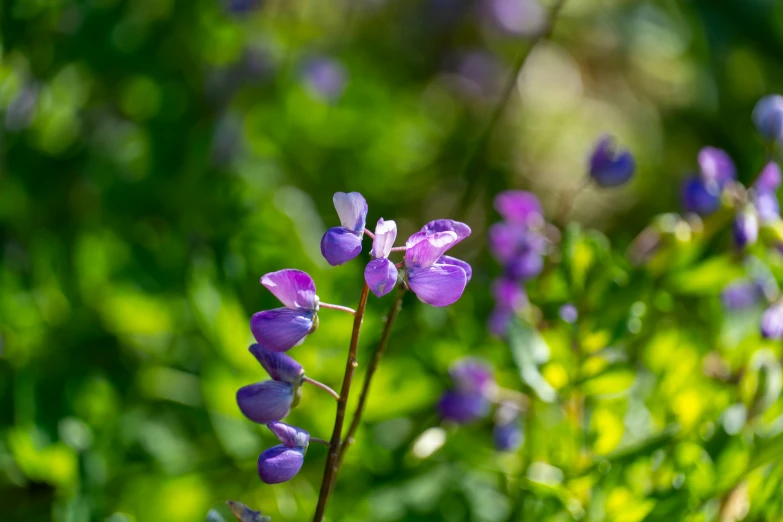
[312,282,370,522]
[336,285,406,469]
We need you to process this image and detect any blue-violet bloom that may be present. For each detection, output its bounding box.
[588,135,635,187]
[257,422,310,484]
[364,218,399,297]
[698,147,736,187]
[559,303,578,324]
[321,192,368,266]
[761,302,783,340]
[493,402,523,452]
[733,205,759,250]
[226,501,271,522]
[404,225,471,307]
[753,95,783,141]
[721,280,764,311]
[437,358,495,424]
[494,191,543,228]
[236,345,305,424]
[682,176,721,216]
[250,269,319,352]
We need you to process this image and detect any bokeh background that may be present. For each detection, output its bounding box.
[3,0,783,520]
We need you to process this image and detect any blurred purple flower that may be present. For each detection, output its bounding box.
[733,205,759,250]
[698,147,736,187]
[761,302,783,339]
[494,191,544,228]
[489,223,545,281]
[753,95,783,141]
[226,501,271,522]
[437,390,490,424]
[559,303,578,324]
[721,281,764,311]
[488,307,514,338]
[404,221,471,307]
[755,162,782,193]
[257,422,309,484]
[438,358,495,424]
[303,56,347,101]
[223,0,261,15]
[5,84,37,132]
[250,269,319,352]
[450,358,495,395]
[446,50,506,100]
[365,218,399,297]
[682,176,721,216]
[493,402,522,452]
[321,192,368,266]
[487,0,546,37]
[493,278,526,311]
[588,135,635,188]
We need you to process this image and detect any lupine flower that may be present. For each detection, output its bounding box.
[226,501,271,522]
[733,205,759,249]
[236,345,305,424]
[753,95,783,141]
[494,190,544,228]
[698,147,736,187]
[250,269,319,352]
[321,192,368,266]
[302,56,347,102]
[754,163,781,223]
[493,402,523,452]
[762,302,783,339]
[682,176,721,216]
[404,220,472,307]
[437,358,494,424]
[721,280,764,311]
[588,135,635,187]
[257,422,309,484]
[755,162,781,193]
[488,278,526,338]
[559,303,578,324]
[489,223,545,281]
[364,218,399,297]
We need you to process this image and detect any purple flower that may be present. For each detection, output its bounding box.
[733,205,759,250]
[226,501,271,522]
[404,226,471,307]
[250,269,319,352]
[755,162,782,194]
[257,422,310,484]
[588,135,635,188]
[682,176,721,216]
[493,403,523,452]
[486,0,546,37]
[755,191,780,223]
[321,192,368,266]
[364,218,399,297]
[492,278,526,311]
[302,57,347,101]
[450,358,495,395]
[494,191,543,228]
[753,95,783,141]
[249,344,305,383]
[437,390,490,424]
[721,281,764,311]
[559,303,578,324]
[237,381,297,424]
[761,302,783,339]
[698,147,736,187]
[489,223,545,281]
[488,307,514,338]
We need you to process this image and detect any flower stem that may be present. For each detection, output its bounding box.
[319,302,356,315]
[303,376,340,401]
[312,282,370,522]
[389,246,407,252]
[364,228,375,239]
[336,285,405,469]
[310,437,330,446]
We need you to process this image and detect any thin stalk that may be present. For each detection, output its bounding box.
[336,286,406,469]
[303,376,340,400]
[310,437,330,446]
[389,246,407,252]
[319,302,356,315]
[364,228,375,239]
[312,282,370,522]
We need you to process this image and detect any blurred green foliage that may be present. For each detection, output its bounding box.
[2,0,783,521]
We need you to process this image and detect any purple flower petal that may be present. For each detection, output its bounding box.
[320,227,363,266]
[733,206,759,249]
[371,218,397,259]
[405,231,458,269]
[420,219,472,245]
[488,223,520,263]
[260,269,317,310]
[249,344,304,383]
[756,191,780,223]
[753,95,783,141]
[250,308,314,352]
[589,135,635,187]
[450,358,494,394]
[333,192,368,233]
[493,191,543,227]
[492,278,526,310]
[762,302,783,339]
[267,421,310,448]
[236,381,295,424]
[437,390,490,424]
[488,307,513,338]
[364,258,399,298]
[505,250,543,281]
[682,176,721,216]
[755,162,782,193]
[257,445,305,484]
[407,263,467,307]
[436,255,472,283]
[698,147,736,186]
[721,281,763,311]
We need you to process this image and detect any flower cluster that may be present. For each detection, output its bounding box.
[437,358,523,452]
[235,192,473,487]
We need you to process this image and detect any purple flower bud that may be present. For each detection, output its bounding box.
[267,421,310,448]
[226,501,271,522]
[250,308,315,352]
[721,281,763,311]
[450,358,495,395]
[755,162,782,193]
[320,192,367,266]
[236,381,296,424]
[682,176,721,216]
[559,303,578,324]
[419,219,472,246]
[302,57,347,102]
[249,344,304,383]
[733,205,759,249]
[753,95,783,141]
[437,390,490,424]
[257,445,305,484]
[762,302,783,339]
[494,418,523,452]
[698,147,736,186]
[492,278,526,311]
[588,135,635,188]
[261,269,317,311]
[493,191,543,228]
[371,218,397,259]
[365,258,399,297]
